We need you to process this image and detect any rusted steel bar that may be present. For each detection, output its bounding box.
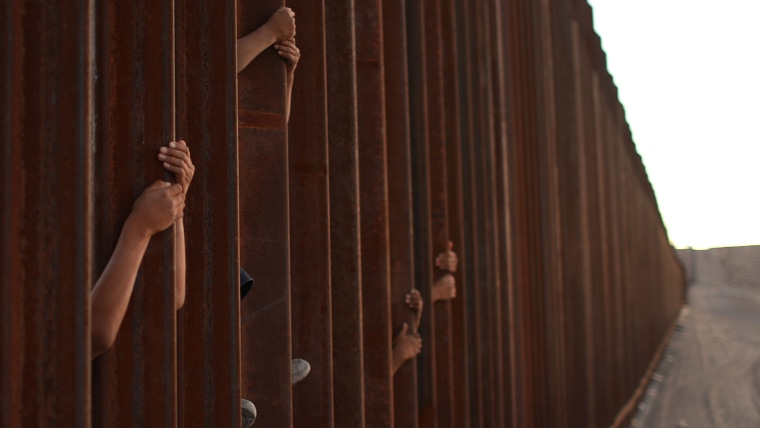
[620,128,637,417]
[418,0,457,425]
[534,0,568,425]
[502,0,529,425]
[596,73,615,412]
[608,100,630,411]
[2,1,93,425]
[485,0,515,424]
[547,1,590,427]
[91,0,178,426]
[504,0,551,424]
[286,0,334,426]
[474,0,502,425]
[174,0,239,426]
[405,0,440,425]
[576,9,614,422]
[236,1,292,426]
[453,1,485,425]
[522,2,553,427]
[591,67,617,420]
[355,1,394,425]
[495,3,524,427]
[568,18,601,428]
[439,0,472,425]
[382,0,420,425]
[324,0,365,425]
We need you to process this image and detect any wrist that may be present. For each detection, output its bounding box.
[124,214,154,240]
[259,22,279,45]
[392,345,408,363]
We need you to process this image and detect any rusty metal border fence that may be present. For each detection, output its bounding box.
[2,0,685,426]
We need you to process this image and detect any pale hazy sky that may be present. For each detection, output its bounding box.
[586,0,760,250]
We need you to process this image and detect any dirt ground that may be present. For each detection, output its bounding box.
[631,282,760,427]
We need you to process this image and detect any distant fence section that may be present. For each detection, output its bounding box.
[1,0,685,427]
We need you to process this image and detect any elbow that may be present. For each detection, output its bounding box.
[91,325,117,359]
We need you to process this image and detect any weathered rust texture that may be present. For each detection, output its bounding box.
[174,0,240,426]
[405,0,438,425]
[453,1,484,426]
[236,1,293,426]
[570,18,601,427]
[355,1,394,426]
[286,0,335,425]
[484,0,511,426]
[477,1,504,426]
[2,1,93,426]
[91,0,179,426]
[471,1,492,425]
[439,0,473,425]
[503,0,551,425]
[382,0,420,425]
[419,0,457,425]
[534,0,568,426]
[324,0,366,425]
[592,69,618,417]
[2,1,691,426]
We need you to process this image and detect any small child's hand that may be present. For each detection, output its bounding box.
[393,323,422,361]
[405,289,423,313]
[435,241,459,272]
[129,181,185,237]
[158,140,195,194]
[274,38,300,75]
[265,6,296,42]
[432,273,456,302]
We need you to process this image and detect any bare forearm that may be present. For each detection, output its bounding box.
[237,25,277,73]
[392,347,408,374]
[285,74,294,122]
[90,218,151,358]
[174,218,186,310]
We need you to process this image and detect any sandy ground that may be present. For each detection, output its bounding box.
[631,283,760,427]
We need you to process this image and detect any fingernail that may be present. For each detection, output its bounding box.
[169,142,176,148]
[158,154,166,160]
[159,147,167,153]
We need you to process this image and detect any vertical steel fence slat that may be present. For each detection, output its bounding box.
[475,0,501,424]
[486,0,513,425]
[382,0,420,425]
[421,0,457,425]
[92,0,178,425]
[236,1,292,426]
[453,1,485,425]
[174,0,240,426]
[2,1,93,425]
[355,1,394,425]
[440,0,472,425]
[405,0,438,425]
[324,0,365,425]
[591,70,618,416]
[287,0,334,425]
[535,0,569,425]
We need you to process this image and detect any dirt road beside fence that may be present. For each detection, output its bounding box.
[633,282,760,427]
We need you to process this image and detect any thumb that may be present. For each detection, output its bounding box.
[447,241,454,252]
[400,322,408,335]
[168,183,184,195]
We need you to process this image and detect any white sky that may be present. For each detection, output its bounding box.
[586,0,760,250]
